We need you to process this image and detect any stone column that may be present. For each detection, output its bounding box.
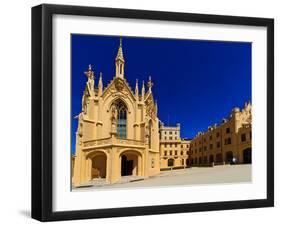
[143,150,148,177]
[85,158,92,181]
[138,155,142,176]
[80,152,87,184]
[73,152,82,187]
[109,147,120,184]
[106,150,111,184]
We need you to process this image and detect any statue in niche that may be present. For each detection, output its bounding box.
[111,104,117,133]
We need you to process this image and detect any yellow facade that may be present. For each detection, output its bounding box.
[159,123,191,170]
[189,102,252,166]
[72,40,160,187]
[72,39,252,187]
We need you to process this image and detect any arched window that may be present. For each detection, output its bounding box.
[115,100,127,139]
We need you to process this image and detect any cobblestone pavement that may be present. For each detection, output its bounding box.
[73,164,251,191]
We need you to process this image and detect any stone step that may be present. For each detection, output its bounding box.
[74,176,145,188]
[76,178,109,188]
[116,176,145,184]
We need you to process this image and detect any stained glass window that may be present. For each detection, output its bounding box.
[115,100,127,139]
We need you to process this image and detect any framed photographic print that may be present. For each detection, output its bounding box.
[32,4,274,221]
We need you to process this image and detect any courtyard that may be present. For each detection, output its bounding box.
[73,164,251,191]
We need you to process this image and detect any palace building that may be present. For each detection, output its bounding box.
[72,39,160,187]
[189,102,252,166]
[159,123,191,170]
[72,39,252,187]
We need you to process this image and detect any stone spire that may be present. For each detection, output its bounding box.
[135,79,139,99]
[98,72,103,97]
[155,100,158,115]
[115,37,125,79]
[116,38,124,61]
[147,76,153,92]
[141,80,145,101]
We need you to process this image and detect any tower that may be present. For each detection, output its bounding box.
[115,38,125,79]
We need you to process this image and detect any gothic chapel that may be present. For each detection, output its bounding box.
[72,39,160,186]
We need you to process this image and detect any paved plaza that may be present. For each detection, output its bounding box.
[73,164,251,191]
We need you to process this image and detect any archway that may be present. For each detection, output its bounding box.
[199,157,202,165]
[168,158,174,167]
[90,152,107,179]
[121,151,141,176]
[225,151,233,164]
[203,156,208,164]
[209,155,214,163]
[243,148,252,164]
[216,153,223,163]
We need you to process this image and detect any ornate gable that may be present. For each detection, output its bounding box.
[102,77,136,102]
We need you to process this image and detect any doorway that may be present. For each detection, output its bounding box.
[121,155,134,176]
[243,148,252,163]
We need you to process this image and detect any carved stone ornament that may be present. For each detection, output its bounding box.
[146,97,156,120]
[84,64,94,80]
[111,104,117,121]
[111,104,117,133]
[115,78,124,91]
[109,79,129,99]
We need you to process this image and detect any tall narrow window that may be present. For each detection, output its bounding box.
[115,100,127,139]
[148,120,152,149]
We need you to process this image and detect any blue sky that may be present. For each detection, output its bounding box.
[71,34,251,154]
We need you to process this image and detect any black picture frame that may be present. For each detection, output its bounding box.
[32,4,274,222]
